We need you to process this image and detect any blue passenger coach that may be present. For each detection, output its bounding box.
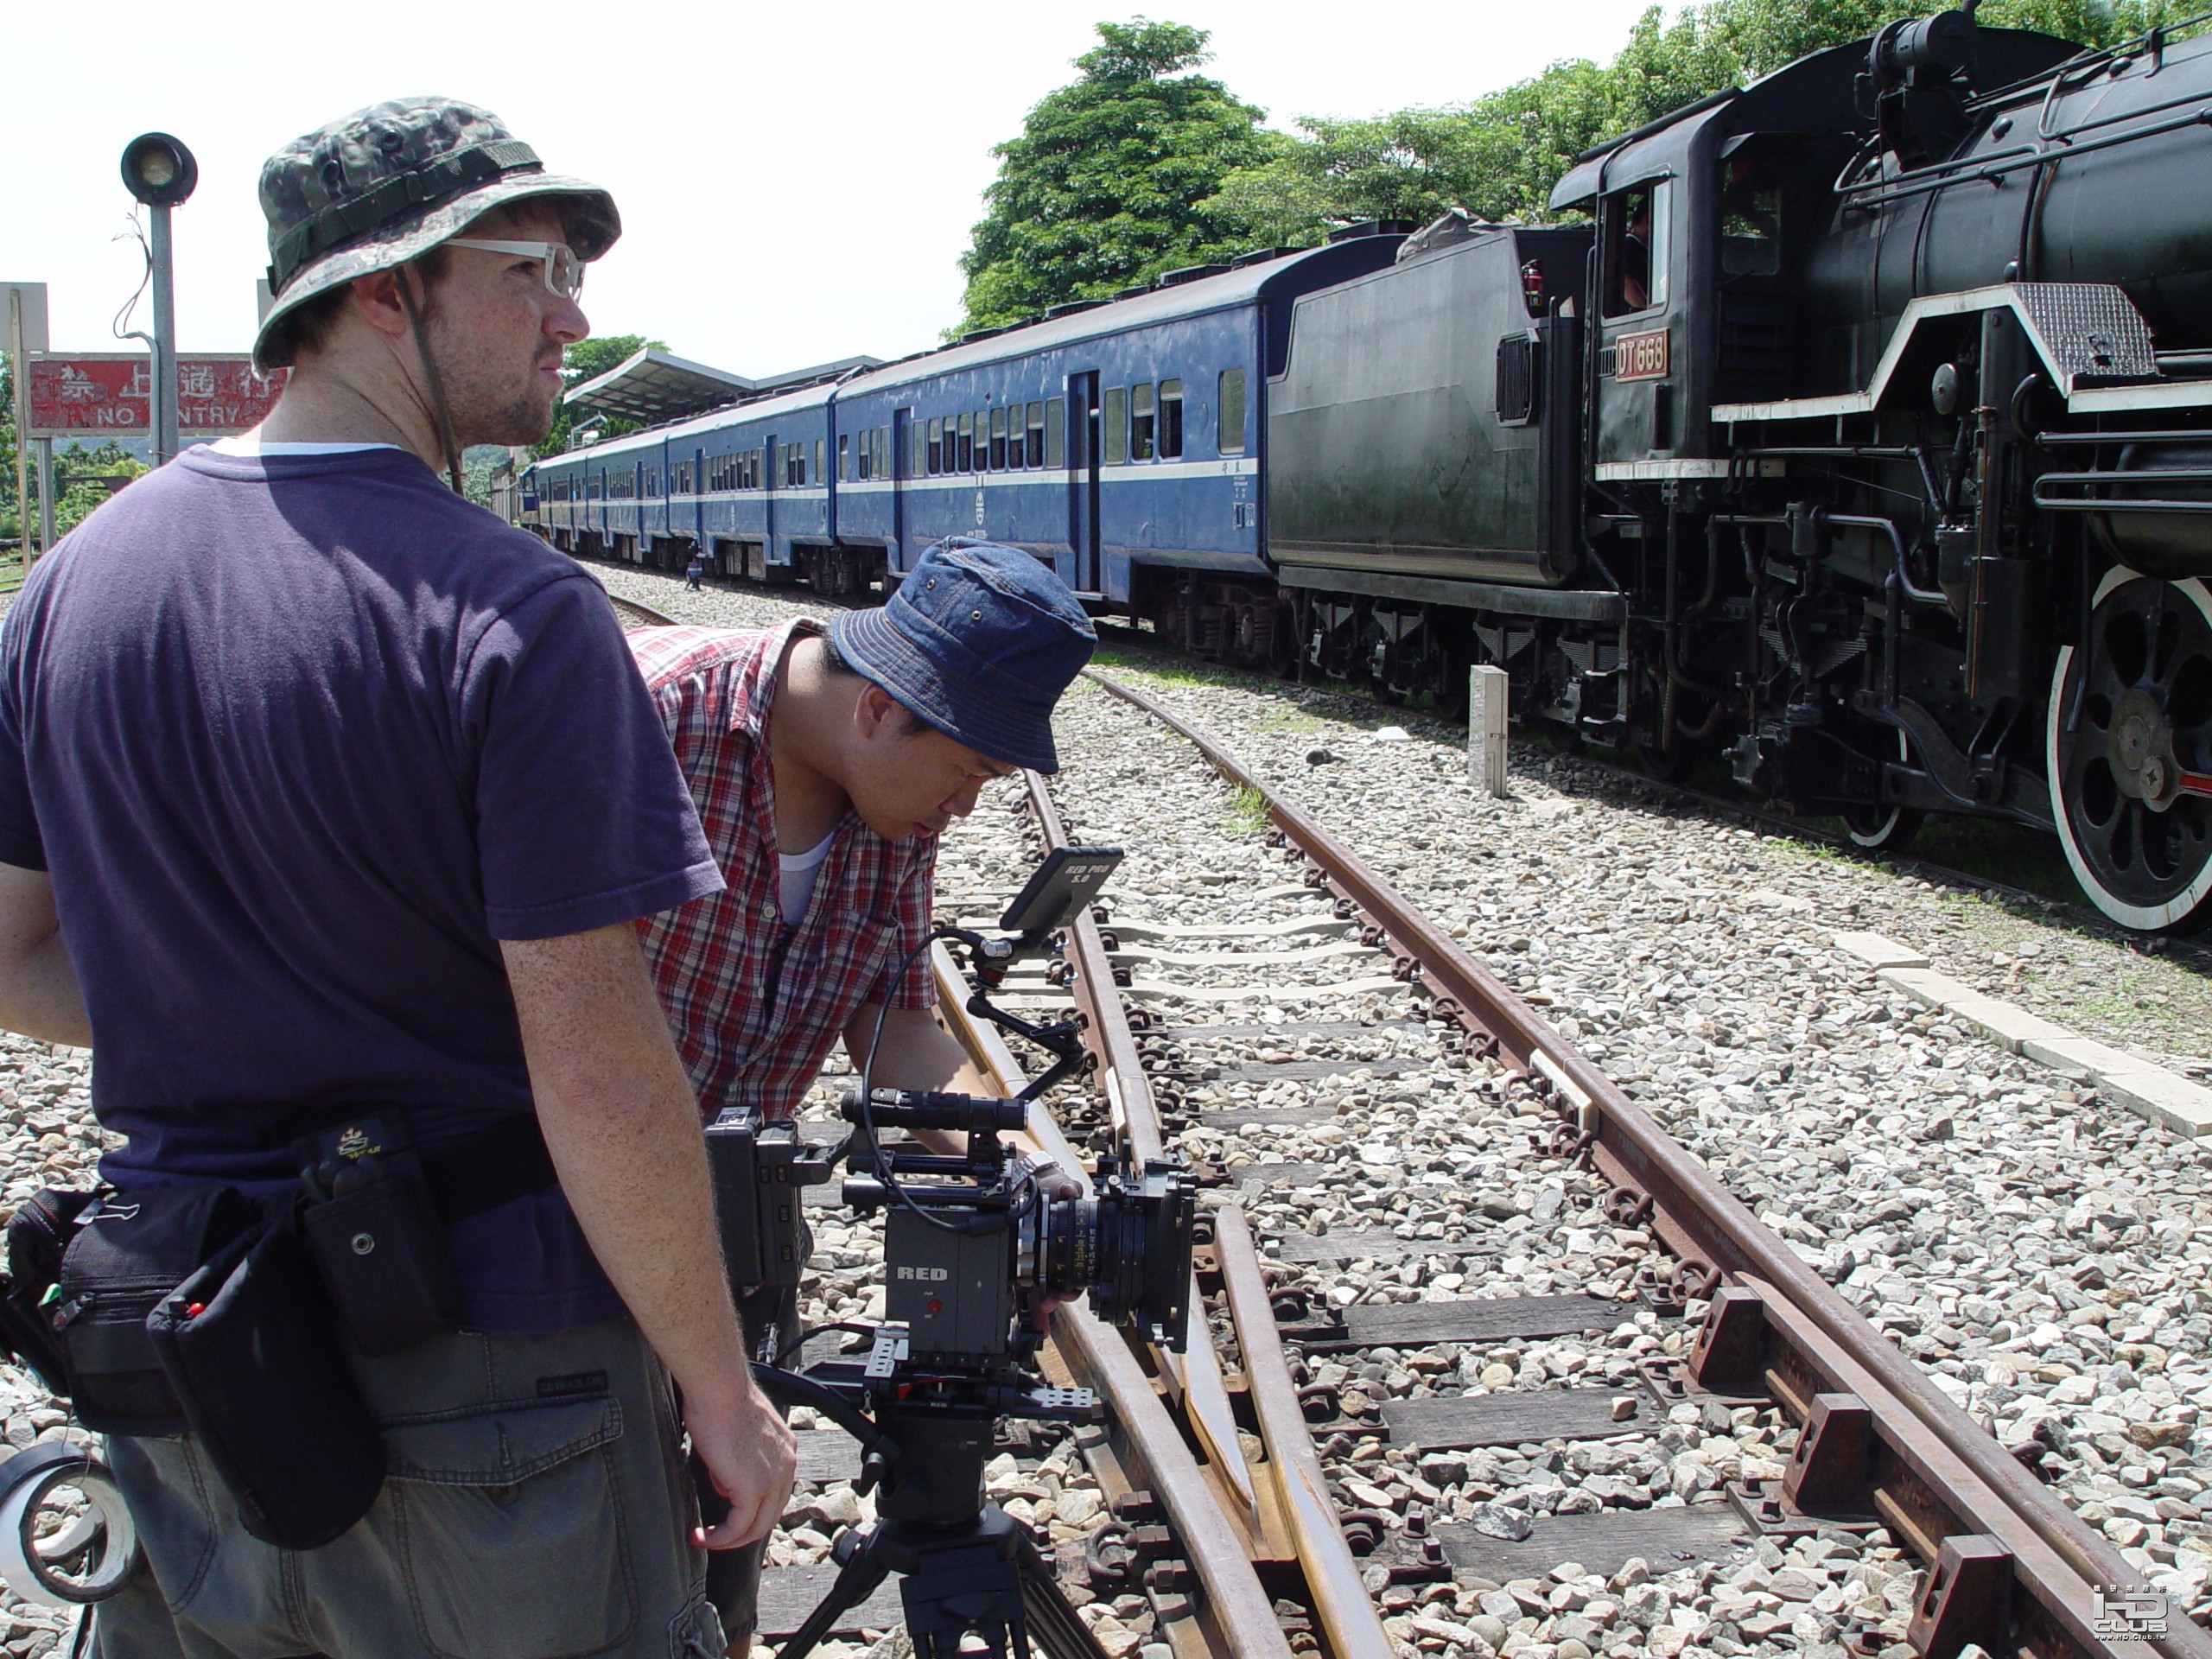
[523,232,1403,621]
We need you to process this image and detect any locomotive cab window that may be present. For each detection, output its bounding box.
[1158,379,1183,459]
[1217,368,1246,455]
[1720,159,1782,278]
[1603,179,1670,316]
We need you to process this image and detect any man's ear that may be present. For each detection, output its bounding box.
[348,269,414,344]
[853,682,905,742]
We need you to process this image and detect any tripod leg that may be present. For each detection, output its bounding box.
[1014,1535,1112,1659]
[774,1533,893,1659]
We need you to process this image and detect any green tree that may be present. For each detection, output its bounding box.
[48,441,148,537]
[532,334,667,459]
[1202,0,2166,245]
[957,20,1274,332]
[0,360,149,555]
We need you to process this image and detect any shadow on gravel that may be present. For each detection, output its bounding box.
[1089,639,2212,987]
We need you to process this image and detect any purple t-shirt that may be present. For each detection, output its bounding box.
[0,446,724,1331]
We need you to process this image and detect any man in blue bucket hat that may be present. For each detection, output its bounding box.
[626,537,1096,1654]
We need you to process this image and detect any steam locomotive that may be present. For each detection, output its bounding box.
[524,9,2212,933]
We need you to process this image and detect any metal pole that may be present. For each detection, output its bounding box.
[9,290,26,564]
[35,439,54,557]
[150,204,177,467]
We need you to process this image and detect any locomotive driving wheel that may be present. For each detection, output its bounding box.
[2046,569,2212,932]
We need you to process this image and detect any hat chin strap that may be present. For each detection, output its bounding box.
[397,266,467,494]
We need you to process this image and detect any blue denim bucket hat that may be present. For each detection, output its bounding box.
[830,541,1096,773]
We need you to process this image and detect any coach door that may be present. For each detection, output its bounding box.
[892,408,912,574]
[1065,372,1102,594]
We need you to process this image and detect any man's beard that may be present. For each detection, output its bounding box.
[426,321,561,449]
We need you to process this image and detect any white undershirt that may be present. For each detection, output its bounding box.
[778,831,836,922]
[208,437,403,456]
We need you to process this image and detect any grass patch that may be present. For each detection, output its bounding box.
[1223,784,1270,837]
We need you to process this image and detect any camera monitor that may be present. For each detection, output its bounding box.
[998,845,1122,938]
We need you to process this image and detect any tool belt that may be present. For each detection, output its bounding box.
[0,1112,558,1550]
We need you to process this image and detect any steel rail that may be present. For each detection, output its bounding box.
[1019,772,1167,1166]
[931,950,1296,1658]
[1213,1207,1397,1659]
[1052,1308,1298,1659]
[1020,766,1407,1659]
[1088,668,2207,1659]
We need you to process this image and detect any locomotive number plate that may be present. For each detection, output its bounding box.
[1614,327,1669,382]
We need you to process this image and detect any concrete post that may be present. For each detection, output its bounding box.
[1468,664,1509,796]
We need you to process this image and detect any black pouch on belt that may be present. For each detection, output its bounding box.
[295,1115,461,1357]
[147,1219,386,1551]
[49,1185,260,1435]
[292,1111,560,1357]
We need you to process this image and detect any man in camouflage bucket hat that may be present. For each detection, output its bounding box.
[253,96,621,485]
[0,99,790,1657]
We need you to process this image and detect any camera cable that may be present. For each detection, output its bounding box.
[854,928,1013,1238]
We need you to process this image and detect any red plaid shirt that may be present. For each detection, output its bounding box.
[630,622,938,1122]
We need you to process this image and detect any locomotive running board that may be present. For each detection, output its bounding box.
[1713,281,2201,423]
[1274,563,1628,623]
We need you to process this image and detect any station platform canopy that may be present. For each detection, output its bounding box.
[565,347,887,429]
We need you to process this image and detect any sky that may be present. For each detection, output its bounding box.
[1,0,1663,381]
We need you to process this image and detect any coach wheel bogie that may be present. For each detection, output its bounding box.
[2047,569,2212,932]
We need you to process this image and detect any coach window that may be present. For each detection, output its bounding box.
[955,413,972,472]
[973,409,989,470]
[1046,397,1065,468]
[990,407,1008,471]
[1604,179,1670,315]
[1217,368,1247,455]
[839,435,851,480]
[1158,379,1184,459]
[1130,383,1155,461]
[927,418,944,475]
[1103,386,1128,464]
[813,440,823,484]
[1007,408,1025,470]
[1025,402,1045,468]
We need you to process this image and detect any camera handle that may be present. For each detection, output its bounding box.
[958,987,1088,1105]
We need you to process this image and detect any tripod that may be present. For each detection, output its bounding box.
[773,1409,1108,1659]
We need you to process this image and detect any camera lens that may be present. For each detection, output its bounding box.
[1031,1160,1196,1351]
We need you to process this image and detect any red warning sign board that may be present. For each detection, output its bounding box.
[25,353,287,439]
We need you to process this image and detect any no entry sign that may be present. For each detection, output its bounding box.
[25,353,286,439]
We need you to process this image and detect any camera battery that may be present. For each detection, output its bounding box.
[885,1210,1013,1359]
[705,1113,830,1291]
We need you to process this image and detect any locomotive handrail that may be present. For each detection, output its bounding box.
[2036,428,2212,445]
[1841,100,2212,212]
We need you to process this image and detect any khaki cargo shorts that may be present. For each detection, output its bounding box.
[92,1318,722,1659]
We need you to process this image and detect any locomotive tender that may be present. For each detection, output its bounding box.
[524,9,2212,933]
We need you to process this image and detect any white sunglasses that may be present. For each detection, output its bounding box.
[447,238,585,302]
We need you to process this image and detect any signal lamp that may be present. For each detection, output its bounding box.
[120,134,199,209]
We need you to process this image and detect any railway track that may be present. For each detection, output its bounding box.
[603,583,2199,1659]
[611,569,2148,952]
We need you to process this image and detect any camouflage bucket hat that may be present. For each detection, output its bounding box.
[252,96,620,372]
